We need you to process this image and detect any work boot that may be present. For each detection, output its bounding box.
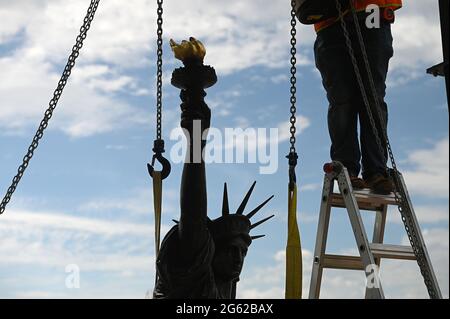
[350,176,368,190]
[365,173,395,195]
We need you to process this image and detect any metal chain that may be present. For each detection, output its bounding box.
[286,0,299,190]
[0,0,100,215]
[156,0,163,140]
[335,0,438,298]
[289,0,297,154]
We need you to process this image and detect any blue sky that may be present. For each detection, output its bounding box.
[0,0,448,299]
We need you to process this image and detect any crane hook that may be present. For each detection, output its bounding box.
[147,139,171,180]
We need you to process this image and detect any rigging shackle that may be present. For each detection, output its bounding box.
[147,139,171,180]
[286,152,299,191]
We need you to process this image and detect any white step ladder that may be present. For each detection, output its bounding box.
[308,161,442,299]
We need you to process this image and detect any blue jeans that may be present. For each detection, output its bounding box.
[314,19,393,179]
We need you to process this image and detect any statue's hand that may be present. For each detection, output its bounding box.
[180,91,211,135]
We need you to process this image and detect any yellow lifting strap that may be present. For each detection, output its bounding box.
[285,182,302,299]
[152,171,163,257]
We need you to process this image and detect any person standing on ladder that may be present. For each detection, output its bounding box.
[299,0,402,194]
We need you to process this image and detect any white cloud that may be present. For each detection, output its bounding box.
[0,0,317,137]
[388,1,442,85]
[1,0,315,73]
[277,116,311,142]
[0,0,155,138]
[392,227,449,298]
[299,183,321,192]
[402,137,449,199]
[10,0,155,68]
[1,209,157,236]
[164,1,315,75]
[73,64,137,94]
[0,194,183,297]
[270,74,290,84]
[238,249,313,299]
[105,144,128,151]
[388,205,449,225]
[0,208,172,278]
[0,50,148,137]
[0,1,44,43]
[78,187,179,217]
[298,212,320,224]
[1,0,441,137]
[15,291,69,299]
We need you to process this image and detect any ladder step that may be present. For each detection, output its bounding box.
[369,243,416,260]
[330,189,399,211]
[322,244,416,270]
[322,254,365,270]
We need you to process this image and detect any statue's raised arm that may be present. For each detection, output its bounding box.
[153,38,274,299]
[170,37,216,258]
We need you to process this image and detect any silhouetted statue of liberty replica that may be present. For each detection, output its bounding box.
[153,38,274,299]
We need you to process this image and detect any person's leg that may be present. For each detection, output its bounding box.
[356,21,393,180]
[314,24,361,177]
[354,21,394,194]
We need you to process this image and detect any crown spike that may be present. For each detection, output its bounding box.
[222,183,230,216]
[236,181,256,215]
[250,214,275,230]
[251,235,266,240]
[246,195,274,219]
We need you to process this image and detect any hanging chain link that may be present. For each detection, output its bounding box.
[156,0,163,141]
[287,0,299,189]
[289,0,298,155]
[0,0,100,215]
[334,0,439,298]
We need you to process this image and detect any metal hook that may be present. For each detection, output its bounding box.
[147,153,171,180]
[147,139,171,180]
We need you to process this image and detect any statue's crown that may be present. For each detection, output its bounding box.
[209,182,274,245]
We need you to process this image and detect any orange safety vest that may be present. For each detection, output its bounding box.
[315,0,403,33]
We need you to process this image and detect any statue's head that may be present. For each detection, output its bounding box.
[209,182,274,282]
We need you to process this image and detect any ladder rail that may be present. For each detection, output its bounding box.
[308,174,334,299]
[366,191,387,298]
[396,173,443,299]
[335,168,385,299]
